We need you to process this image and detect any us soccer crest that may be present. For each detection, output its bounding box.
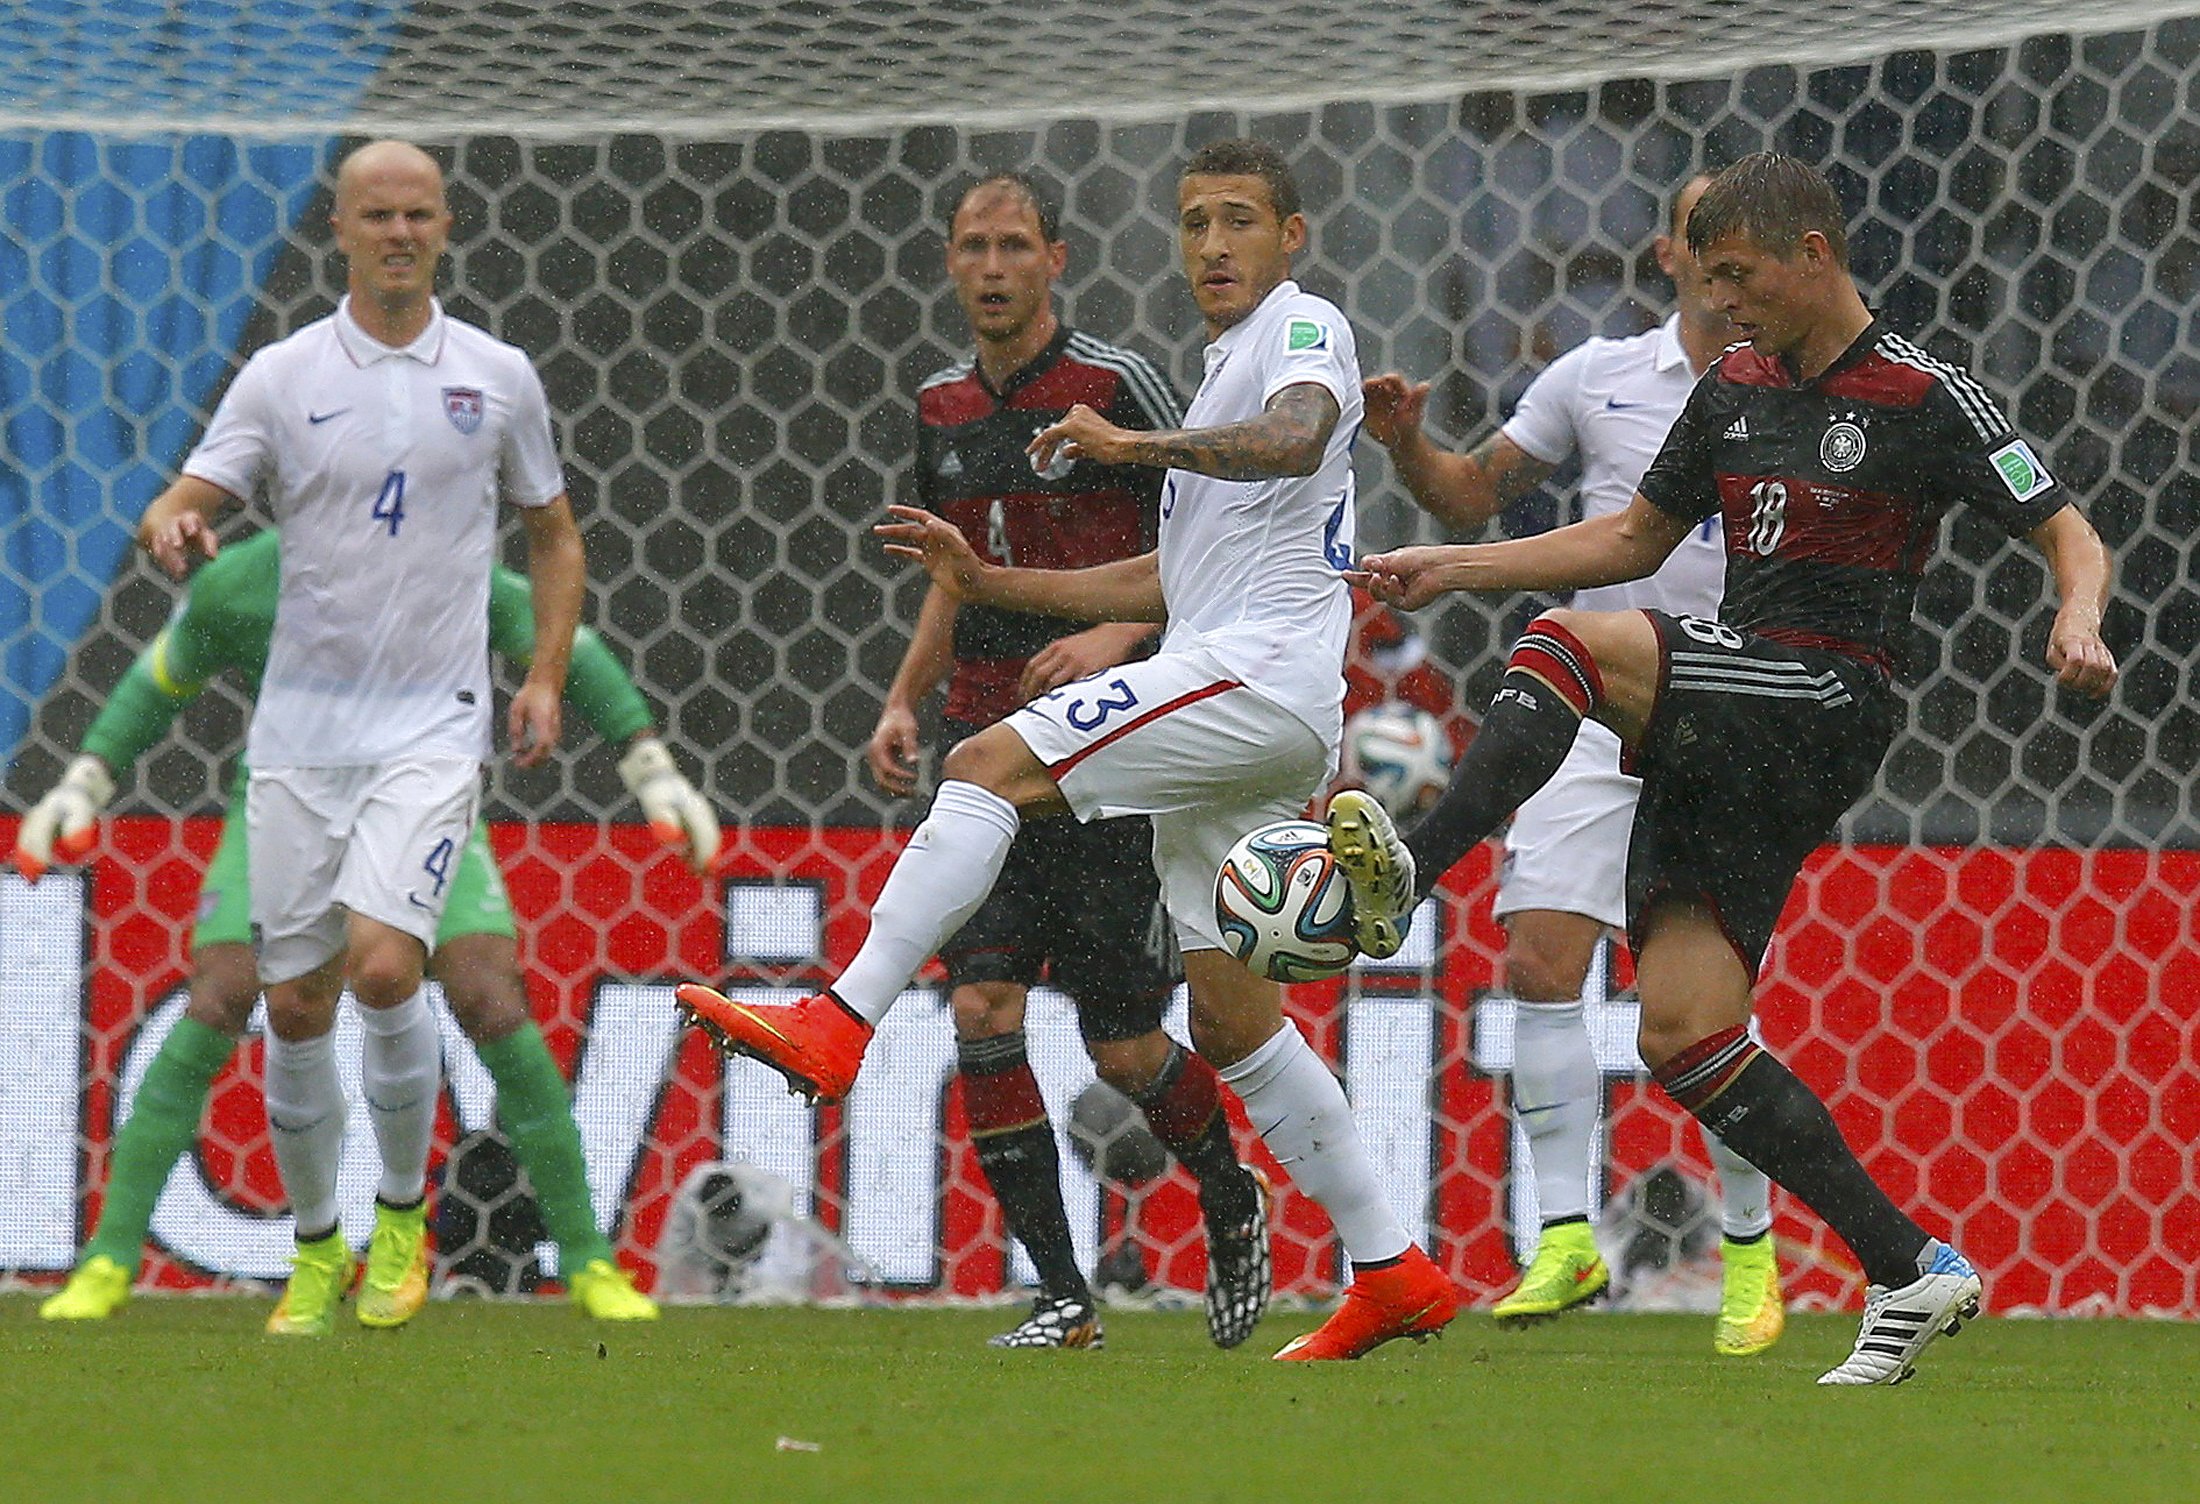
[1820,420,1866,472]
[444,386,485,435]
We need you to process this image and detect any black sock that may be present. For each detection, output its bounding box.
[1656,1032,1928,1288]
[959,1034,1090,1304]
[1406,621,1598,901]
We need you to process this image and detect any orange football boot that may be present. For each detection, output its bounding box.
[1272,1244,1459,1361]
[676,985,872,1103]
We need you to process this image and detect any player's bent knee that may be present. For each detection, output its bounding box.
[185,944,264,1035]
[939,725,1060,811]
[1086,1030,1170,1096]
[948,981,1026,1040]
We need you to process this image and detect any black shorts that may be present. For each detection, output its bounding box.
[939,725,1178,1042]
[1626,612,1899,976]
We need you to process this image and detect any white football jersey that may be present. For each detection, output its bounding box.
[1158,280,1362,754]
[1501,313,1725,619]
[184,298,566,766]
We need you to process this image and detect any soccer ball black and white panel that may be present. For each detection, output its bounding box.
[1340,703,1452,819]
[1214,820,1357,982]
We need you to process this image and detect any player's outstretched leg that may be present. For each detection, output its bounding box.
[683,779,1022,1099]
[1706,1129,1783,1356]
[1347,617,1612,951]
[41,1015,238,1320]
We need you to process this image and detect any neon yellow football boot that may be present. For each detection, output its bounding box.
[40,1255,133,1321]
[569,1258,660,1322]
[1714,1234,1786,1356]
[1492,1221,1609,1326]
[266,1230,357,1336]
[357,1198,430,1329]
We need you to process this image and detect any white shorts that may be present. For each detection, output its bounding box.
[1005,648,1330,953]
[246,758,483,983]
[1493,718,1637,932]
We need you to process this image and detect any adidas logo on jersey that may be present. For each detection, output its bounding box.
[937,449,964,478]
[1723,417,1749,441]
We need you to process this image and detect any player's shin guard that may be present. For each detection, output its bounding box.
[960,1034,1090,1303]
[265,1028,348,1238]
[1404,617,1599,901]
[1655,1026,1929,1288]
[83,1016,236,1271]
[834,781,1020,1024]
[476,1023,615,1271]
[1509,999,1601,1225]
[1219,1024,1410,1266]
[359,987,440,1207]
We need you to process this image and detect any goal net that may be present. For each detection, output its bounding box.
[2,2,2194,1316]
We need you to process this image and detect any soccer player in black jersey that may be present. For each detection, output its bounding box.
[1336,153,2117,1385]
[864,173,1270,1351]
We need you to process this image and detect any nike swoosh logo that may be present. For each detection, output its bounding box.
[407,891,432,910]
[308,409,350,424]
[1604,398,1648,410]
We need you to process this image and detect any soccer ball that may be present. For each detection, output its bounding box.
[1214,819,1357,982]
[1341,702,1451,817]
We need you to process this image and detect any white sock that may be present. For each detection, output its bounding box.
[1510,998,1601,1226]
[357,987,440,1206]
[264,1028,347,1238]
[834,780,1020,1024]
[1705,1126,1774,1240]
[1218,1022,1411,1266]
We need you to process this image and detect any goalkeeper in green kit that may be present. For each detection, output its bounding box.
[22,528,720,1323]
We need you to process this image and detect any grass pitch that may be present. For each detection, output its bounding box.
[4,1298,2196,1504]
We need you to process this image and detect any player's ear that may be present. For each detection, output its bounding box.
[1280,212,1308,257]
[1047,238,1068,280]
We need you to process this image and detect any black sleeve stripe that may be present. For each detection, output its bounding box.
[918,359,973,394]
[1877,333,2012,444]
[1066,333,1184,431]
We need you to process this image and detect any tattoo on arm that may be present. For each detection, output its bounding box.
[1470,434,1555,508]
[1127,384,1340,480]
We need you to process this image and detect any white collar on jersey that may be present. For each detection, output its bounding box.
[1652,312,1689,372]
[1204,278,1301,367]
[333,295,448,366]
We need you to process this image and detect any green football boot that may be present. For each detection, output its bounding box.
[1492,1221,1609,1326]
[357,1198,430,1329]
[569,1258,660,1322]
[266,1230,357,1337]
[40,1255,133,1321]
[1714,1234,1786,1356]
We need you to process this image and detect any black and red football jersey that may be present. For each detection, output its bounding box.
[1638,320,2067,670]
[913,325,1183,724]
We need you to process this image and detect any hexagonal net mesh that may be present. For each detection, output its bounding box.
[1,4,2194,1316]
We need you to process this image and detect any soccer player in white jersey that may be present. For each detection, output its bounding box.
[137,139,586,1335]
[682,138,1458,1360]
[1360,177,1786,1355]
